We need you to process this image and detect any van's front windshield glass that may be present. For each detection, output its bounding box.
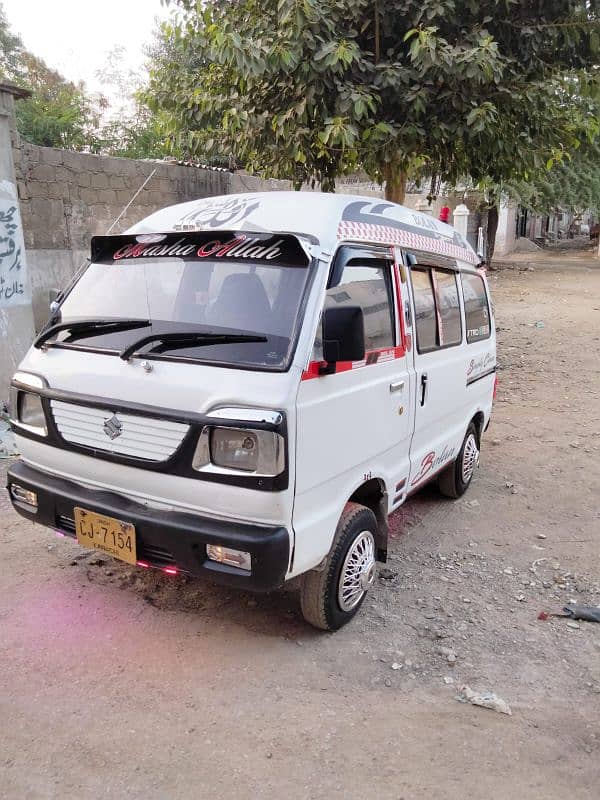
[54,255,311,370]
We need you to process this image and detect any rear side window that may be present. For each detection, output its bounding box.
[411,269,437,351]
[462,272,491,343]
[411,267,462,352]
[433,269,461,346]
[326,260,395,351]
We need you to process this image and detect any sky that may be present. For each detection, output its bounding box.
[2,0,169,101]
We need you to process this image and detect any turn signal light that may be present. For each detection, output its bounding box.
[206,544,251,571]
[10,484,38,510]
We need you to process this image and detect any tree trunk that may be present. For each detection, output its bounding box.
[383,163,407,204]
[486,204,499,264]
[374,0,380,63]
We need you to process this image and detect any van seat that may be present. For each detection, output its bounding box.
[207,272,272,330]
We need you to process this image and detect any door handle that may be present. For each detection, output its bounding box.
[389,380,405,393]
[420,373,428,406]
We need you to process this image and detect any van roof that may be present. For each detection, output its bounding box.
[127,191,480,266]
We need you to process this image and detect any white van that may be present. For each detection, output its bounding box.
[6,192,496,630]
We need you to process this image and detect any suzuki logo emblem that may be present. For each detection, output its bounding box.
[103,414,123,440]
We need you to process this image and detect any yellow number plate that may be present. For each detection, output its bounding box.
[74,507,136,566]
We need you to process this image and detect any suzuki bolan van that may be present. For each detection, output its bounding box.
[6,192,496,630]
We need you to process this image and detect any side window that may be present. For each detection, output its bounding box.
[461,272,491,343]
[326,260,395,351]
[411,268,437,352]
[433,269,462,346]
[410,265,462,352]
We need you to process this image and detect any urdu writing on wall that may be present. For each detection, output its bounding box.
[0,181,29,307]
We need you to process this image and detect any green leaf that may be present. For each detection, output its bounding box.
[140,0,600,205]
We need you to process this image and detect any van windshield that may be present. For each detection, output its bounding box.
[52,234,311,370]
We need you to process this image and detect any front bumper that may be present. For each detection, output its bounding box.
[7,461,290,592]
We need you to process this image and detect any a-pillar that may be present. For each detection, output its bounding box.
[0,83,35,399]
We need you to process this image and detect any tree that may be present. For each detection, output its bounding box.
[0,2,102,149]
[0,2,25,82]
[147,0,600,201]
[469,77,600,259]
[509,142,600,216]
[93,46,172,160]
[0,3,172,157]
[14,52,103,150]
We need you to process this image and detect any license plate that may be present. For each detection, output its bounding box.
[74,507,136,566]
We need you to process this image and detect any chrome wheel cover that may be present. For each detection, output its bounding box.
[338,530,376,612]
[461,433,479,483]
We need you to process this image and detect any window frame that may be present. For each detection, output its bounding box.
[431,267,463,349]
[325,245,399,352]
[460,270,492,345]
[407,257,464,355]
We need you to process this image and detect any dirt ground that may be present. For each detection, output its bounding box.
[1,260,599,800]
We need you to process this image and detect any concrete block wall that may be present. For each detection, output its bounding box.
[3,131,505,400]
[12,142,496,336]
[407,191,487,251]
[13,143,233,331]
[1,87,36,402]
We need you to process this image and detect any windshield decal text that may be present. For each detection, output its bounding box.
[112,234,284,262]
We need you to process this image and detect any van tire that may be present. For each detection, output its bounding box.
[300,503,378,631]
[438,423,479,499]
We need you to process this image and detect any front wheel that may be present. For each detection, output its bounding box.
[438,423,480,499]
[300,503,378,631]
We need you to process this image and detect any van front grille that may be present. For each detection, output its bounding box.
[137,543,177,567]
[50,400,189,462]
[56,514,76,535]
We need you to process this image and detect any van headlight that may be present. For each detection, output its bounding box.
[15,392,47,435]
[193,427,285,476]
[212,428,260,472]
[9,373,48,436]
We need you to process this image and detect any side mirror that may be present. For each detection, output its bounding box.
[322,305,365,366]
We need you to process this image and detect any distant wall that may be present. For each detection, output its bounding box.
[13,140,497,334]
[336,179,487,250]
[13,141,237,330]
[495,199,518,257]
[0,87,36,403]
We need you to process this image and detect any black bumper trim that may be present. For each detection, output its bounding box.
[7,461,290,592]
[10,382,289,492]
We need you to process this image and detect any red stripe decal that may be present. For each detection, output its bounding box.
[301,346,406,380]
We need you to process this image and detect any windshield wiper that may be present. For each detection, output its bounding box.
[119,331,268,361]
[35,318,151,349]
